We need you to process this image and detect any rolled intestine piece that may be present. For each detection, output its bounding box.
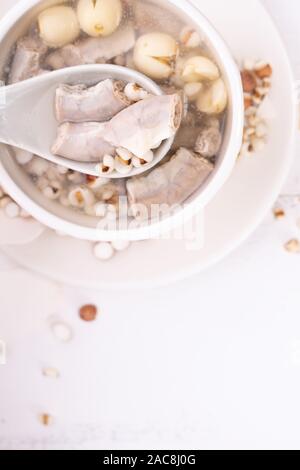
[52,94,182,163]
[55,80,130,123]
[171,126,204,151]
[104,94,183,157]
[51,122,115,162]
[8,36,48,84]
[45,25,135,69]
[126,147,213,215]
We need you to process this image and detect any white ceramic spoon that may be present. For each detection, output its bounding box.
[0,64,174,177]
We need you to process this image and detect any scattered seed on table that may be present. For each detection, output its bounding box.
[273,208,285,219]
[94,242,114,261]
[51,322,73,342]
[284,239,300,254]
[255,122,268,138]
[239,60,272,159]
[241,70,257,93]
[42,367,60,379]
[39,413,53,426]
[79,304,98,322]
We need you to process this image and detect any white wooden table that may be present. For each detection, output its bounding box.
[0,0,300,450]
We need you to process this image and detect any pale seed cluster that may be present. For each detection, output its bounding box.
[239,60,272,157]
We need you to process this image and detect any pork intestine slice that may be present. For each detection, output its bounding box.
[8,36,48,84]
[171,126,204,152]
[126,147,214,214]
[51,122,115,162]
[45,25,135,70]
[55,80,130,123]
[104,94,182,157]
[52,94,182,162]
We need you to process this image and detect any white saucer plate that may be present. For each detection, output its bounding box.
[1,0,297,289]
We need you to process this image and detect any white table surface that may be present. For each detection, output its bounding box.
[1,0,300,451]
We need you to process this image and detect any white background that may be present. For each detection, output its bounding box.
[0,0,300,450]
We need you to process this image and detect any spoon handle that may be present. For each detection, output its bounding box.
[0,83,25,147]
[0,81,45,153]
[0,85,9,144]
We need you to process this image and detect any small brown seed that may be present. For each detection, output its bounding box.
[241,70,257,93]
[51,322,73,342]
[284,239,300,254]
[244,96,253,109]
[39,413,53,426]
[79,304,98,322]
[273,208,285,219]
[255,64,272,79]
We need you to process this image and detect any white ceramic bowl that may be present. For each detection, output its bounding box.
[0,0,244,241]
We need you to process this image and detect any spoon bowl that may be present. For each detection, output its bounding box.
[0,64,173,177]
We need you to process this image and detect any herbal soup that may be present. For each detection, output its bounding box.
[6,0,228,220]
